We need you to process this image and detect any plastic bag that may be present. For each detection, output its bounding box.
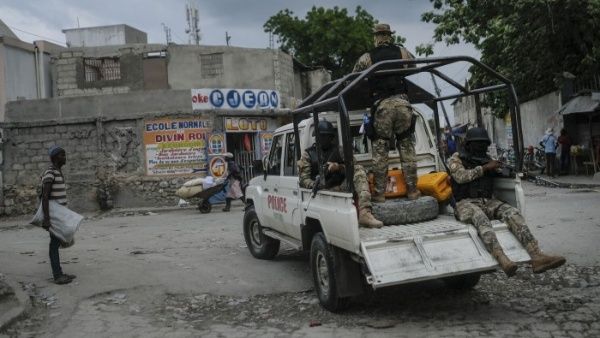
[30,201,83,245]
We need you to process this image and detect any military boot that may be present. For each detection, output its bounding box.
[526,242,566,273]
[358,208,383,228]
[406,189,421,201]
[492,247,518,277]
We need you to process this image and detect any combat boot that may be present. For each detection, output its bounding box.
[371,193,386,203]
[526,242,566,273]
[492,247,518,277]
[358,209,383,228]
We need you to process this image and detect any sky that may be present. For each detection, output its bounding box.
[0,0,481,122]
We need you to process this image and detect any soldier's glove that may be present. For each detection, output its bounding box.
[482,160,501,172]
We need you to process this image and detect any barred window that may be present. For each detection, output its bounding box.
[200,53,223,78]
[84,58,121,82]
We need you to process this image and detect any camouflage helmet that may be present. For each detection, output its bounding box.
[465,127,491,145]
[373,23,394,35]
[315,120,336,136]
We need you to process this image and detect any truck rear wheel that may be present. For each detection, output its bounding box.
[243,207,280,260]
[443,272,481,290]
[310,233,350,312]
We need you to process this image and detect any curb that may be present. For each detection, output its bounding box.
[0,277,32,331]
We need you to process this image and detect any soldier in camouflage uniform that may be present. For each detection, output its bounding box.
[353,23,421,202]
[298,121,383,228]
[449,127,566,276]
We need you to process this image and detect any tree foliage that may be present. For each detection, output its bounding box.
[420,0,600,117]
[264,6,405,79]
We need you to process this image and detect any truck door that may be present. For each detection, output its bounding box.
[279,132,302,238]
[260,134,285,232]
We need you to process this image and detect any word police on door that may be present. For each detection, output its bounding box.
[191,88,280,110]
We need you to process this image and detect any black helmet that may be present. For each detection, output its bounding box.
[315,120,336,135]
[465,127,491,144]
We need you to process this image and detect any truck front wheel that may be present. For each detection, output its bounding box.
[243,207,280,260]
[310,233,350,312]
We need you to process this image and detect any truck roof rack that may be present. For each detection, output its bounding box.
[291,56,524,194]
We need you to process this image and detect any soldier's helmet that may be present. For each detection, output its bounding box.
[465,127,491,145]
[373,23,395,35]
[315,120,336,136]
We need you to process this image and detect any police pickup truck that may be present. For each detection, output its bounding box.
[243,56,531,311]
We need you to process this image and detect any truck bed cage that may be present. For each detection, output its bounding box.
[291,56,524,194]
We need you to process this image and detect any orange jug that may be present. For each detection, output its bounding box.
[417,172,452,202]
[367,168,407,198]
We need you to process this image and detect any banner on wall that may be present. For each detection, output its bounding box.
[207,133,227,155]
[259,132,274,157]
[143,118,212,175]
[224,117,269,133]
[191,88,280,110]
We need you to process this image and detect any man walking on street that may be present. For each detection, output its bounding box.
[540,128,558,177]
[41,145,76,285]
[353,23,421,202]
[449,127,566,277]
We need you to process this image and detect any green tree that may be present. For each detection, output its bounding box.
[420,0,600,117]
[264,6,405,79]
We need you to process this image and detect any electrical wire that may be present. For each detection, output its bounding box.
[7,25,64,45]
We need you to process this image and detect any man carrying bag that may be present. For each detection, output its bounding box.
[35,145,80,285]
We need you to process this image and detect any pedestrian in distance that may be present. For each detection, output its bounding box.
[41,146,76,285]
[353,23,421,203]
[540,128,558,177]
[557,128,572,175]
[222,153,244,212]
[448,127,566,277]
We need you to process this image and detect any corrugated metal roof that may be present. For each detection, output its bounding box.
[558,94,600,115]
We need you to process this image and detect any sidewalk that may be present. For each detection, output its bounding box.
[530,173,600,188]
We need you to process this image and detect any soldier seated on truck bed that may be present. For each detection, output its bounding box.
[449,127,566,277]
[297,121,383,229]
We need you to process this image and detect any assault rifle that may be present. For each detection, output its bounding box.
[469,156,516,177]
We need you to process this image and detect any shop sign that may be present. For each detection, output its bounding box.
[207,133,227,155]
[225,117,269,132]
[143,118,212,175]
[209,156,228,178]
[191,88,280,110]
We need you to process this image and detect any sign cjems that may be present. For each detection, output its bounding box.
[191,88,280,110]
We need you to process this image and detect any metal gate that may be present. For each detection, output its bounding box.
[234,151,256,183]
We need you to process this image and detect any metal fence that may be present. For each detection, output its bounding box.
[234,151,256,184]
[84,58,121,82]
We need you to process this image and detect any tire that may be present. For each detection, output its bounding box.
[243,206,280,260]
[443,272,481,290]
[372,196,439,225]
[310,233,350,312]
[199,200,212,214]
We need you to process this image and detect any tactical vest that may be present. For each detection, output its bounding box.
[307,145,345,187]
[368,44,407,97]
[451,153,494,201]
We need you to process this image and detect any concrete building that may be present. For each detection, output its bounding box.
[63,24,147,48]
[0,23,331,215]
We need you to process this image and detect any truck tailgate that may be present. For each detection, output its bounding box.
[359,215,531,288]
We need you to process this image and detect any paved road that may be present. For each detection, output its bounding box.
[0,182,599,337]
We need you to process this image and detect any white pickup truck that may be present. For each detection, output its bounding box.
[243,56,532,311]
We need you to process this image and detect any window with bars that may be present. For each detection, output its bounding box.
[83,58,121,82]
[200,53,223,78]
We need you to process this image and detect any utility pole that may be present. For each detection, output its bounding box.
[161,23,172,44]
[225,31,231,46]
[185,1,201,45]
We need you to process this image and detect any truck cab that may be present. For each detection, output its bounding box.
[243,56,530,311]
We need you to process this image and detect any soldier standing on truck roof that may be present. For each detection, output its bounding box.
[449,127,566,276]
[353,23,421,203]
[298,121,383,228]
